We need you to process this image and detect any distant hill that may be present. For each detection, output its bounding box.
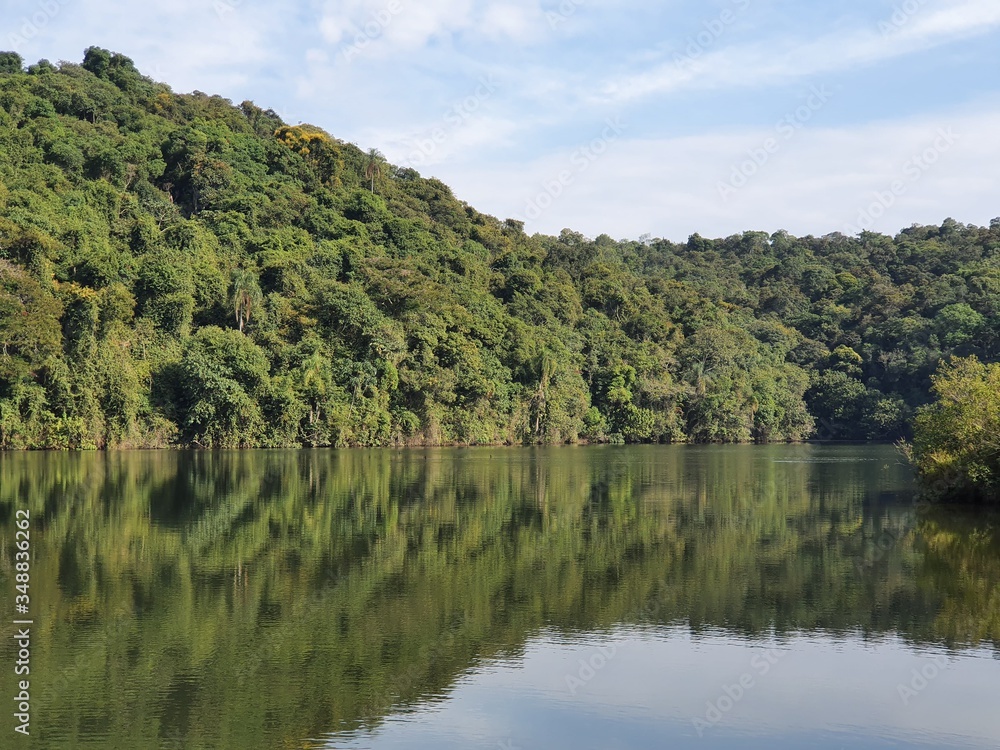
[0,48,997,448]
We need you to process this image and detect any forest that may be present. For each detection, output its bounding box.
[1,48,998,449]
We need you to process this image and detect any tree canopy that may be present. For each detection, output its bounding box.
[1,49,999,448]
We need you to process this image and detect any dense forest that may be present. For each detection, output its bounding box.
[1,48,998,449]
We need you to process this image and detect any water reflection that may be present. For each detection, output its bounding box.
[0,445,996,749]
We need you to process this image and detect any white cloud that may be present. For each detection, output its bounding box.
[317,0,556,58]
[7,0,290,95]
[365,113,524,169]
[320,0,472,50]
[596,0,1000,102]
[481,3,546,41]
[436,106,1000,241]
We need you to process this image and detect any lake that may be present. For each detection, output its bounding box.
[0,445,998,748]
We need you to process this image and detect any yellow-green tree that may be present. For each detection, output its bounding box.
[910,356,1000,502]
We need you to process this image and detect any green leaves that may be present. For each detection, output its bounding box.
[0,259,62,379]
[935,303,984,347]
[1,49,998,449]
[230,267,262,332]
[173,327,270,447]
[911,356,1000,502]
[0,52,23,76]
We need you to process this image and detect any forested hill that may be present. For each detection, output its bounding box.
[0,48,997,449]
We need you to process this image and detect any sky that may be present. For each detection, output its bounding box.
[3,0,999,241]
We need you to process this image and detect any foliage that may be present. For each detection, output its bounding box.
[2,48,999,448]
[910,356,1000,502]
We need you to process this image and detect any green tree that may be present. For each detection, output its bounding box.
[0,52,23,75]
[231,267,262,333]
[171,327,271,447]
[909,356,1000,502]
[364,148,385,194]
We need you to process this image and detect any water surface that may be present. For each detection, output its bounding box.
[0,445,997,748]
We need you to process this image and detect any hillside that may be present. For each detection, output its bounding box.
[0,48,997,449]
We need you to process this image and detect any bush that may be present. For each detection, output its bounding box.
[909,356,1000,502]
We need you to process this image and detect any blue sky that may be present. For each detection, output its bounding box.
[3,0,999,240]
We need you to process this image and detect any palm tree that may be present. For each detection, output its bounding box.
[533,353,557,436]
[684,358,714,397]
[364,148,385,194]
[300,347,329,444]
[231,268,262,333]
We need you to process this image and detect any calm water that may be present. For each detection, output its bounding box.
[0,445,998,749]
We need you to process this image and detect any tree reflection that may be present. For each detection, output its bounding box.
[0,447,995,749]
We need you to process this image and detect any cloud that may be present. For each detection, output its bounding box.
[317,0,554,56]
[6,0,291,95]
[435,105,1000,241]
[481,3,546,41]
[366,113,524,169]
[595,0,1000,102]
[320,0,471,50]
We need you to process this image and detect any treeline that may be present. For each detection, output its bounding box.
[1,48,998,448]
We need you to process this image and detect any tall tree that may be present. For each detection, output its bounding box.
[231,268,262,333]
[364,148,385,194]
